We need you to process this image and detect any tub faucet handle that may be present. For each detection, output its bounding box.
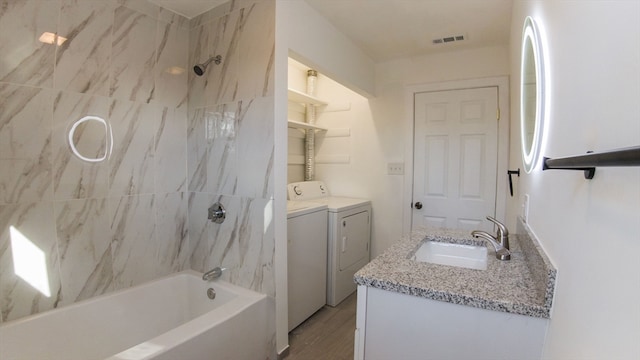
[208,202,226,224]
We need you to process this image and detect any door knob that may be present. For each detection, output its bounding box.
[414,202,423,209]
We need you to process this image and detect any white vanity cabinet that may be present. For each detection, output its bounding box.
[353,223,556,360]
[354,285,548,360]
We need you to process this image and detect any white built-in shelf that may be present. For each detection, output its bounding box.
[287,88,328,132]
[287,88,327,106]
[287,120,328,132]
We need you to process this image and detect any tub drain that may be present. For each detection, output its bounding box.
[207,288,216,300]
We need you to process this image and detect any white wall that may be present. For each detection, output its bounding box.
[508,1,640,358]
[277,1,512,262]
[274,3,289,355]
[285,44,511,259]
[286,58,374,199]
[280,2,640,357]
[276,1,376,354]
[373,45,510,255]
[313,78,374,200]
[278,0,376,98]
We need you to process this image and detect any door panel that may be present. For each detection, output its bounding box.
[459,134,485,198]
[424,135,448,197]
[412,87,498,232]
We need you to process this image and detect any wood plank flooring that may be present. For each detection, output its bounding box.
[286,292,357,360]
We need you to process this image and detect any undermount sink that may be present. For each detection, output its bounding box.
[412,241,488,270]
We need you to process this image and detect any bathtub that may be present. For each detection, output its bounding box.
[0,270,273,360]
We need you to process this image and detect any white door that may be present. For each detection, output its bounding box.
[412,87,498,232]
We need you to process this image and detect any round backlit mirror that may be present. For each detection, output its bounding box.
[520,16,546,173]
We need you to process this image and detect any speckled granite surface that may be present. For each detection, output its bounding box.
[354,218,557,318]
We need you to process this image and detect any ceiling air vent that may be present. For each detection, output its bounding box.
[432,34,465,45]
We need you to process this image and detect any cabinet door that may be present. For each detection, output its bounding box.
[338,210,370,271]
[363,287,547,360]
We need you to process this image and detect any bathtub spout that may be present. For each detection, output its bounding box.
[202,267,225,281]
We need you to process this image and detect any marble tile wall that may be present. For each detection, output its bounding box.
[187,0,276,299]
[0,0,189,323]
[0,0,275,329]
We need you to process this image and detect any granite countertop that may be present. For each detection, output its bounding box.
[354,219,557,318]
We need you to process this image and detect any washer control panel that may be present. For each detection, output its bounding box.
[287,181,329,201]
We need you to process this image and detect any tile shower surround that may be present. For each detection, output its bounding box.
[0,0,275,324]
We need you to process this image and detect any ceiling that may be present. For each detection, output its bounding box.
[148,0,227,18]
[304,0,513,62]
[149,0,513,62]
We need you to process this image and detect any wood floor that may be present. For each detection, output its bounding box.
[286,292,357,360]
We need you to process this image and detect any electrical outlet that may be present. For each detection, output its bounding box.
[387,162,404,175]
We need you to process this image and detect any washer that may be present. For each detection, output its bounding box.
[288,181,371,306]
[286,200,328,331]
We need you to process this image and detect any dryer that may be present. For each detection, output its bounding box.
[288,181,371,306]
[287,200,328,331]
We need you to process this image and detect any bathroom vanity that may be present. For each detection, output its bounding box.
[353,218,556,360]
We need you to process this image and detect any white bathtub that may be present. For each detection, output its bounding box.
[0,271,273,360]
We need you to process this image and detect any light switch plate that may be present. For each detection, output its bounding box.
[523,194,530,222]
[387,162,404,175]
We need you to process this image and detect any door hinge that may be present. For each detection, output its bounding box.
[496,108,501,121]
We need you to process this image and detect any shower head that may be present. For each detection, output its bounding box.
[193,55,222,76]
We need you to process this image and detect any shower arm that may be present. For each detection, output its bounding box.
[202,55,222,67]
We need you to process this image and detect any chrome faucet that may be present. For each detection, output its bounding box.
[471,216,511,260]
[202,267,226,281]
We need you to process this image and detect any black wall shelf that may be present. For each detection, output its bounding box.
[542,146,640,179]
